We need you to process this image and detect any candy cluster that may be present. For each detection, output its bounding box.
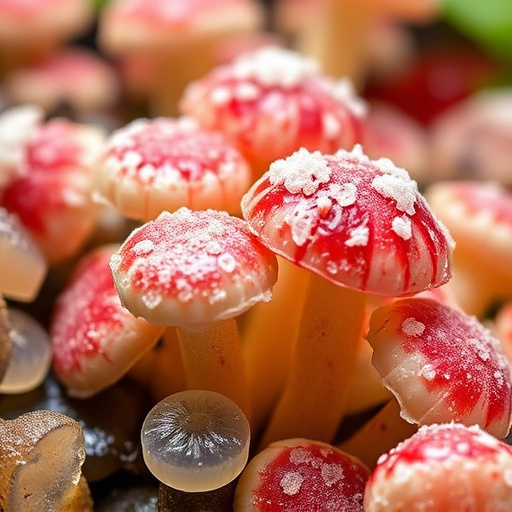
[1,0,512,511]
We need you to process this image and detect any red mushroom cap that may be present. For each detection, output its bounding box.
[92,116,252,220]
[1,117,105,264]
[242,145,453,296]
[110,208,278,330]
[365,423,512,512]
[50,244,164,398]
[368,297,512,438]
[180,46,367,169]
[234,438,370,511]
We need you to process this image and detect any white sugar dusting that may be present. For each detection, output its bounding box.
[289,447,311,465]
[290,203,316,246]
[372,169,417,215]
[269,148,330,196]
[392,215,412,240]
[345,224,369,247]
[332,78,368,118]
[326,182,357,207]
[322,112,341,138]
[321,463,342,487]
[131,240,154,255]
[419,364,436,381]
[231,46,319,88]
[280,472,304,496]
[402,317,425,336]
[218,253,236,273]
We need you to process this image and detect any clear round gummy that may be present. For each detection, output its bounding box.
[0,308,52,394]
[141,390,250,493]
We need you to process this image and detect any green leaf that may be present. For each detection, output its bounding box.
[442,0,512,61]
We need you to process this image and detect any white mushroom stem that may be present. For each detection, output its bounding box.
[177,319,252,424]
[258,274,366,449]
[338,398,417,468]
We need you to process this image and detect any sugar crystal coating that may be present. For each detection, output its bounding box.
[180,47,367,166]
[365,423,512,512]
[93,116,252,219]
[110,208,278,329]
[425,180,512,277]
[234,438,369,511]
[368,297,512,438]
[242,145,453,296]
[141,390,250,492]
[51,244,163,398]
[1,118,105,264]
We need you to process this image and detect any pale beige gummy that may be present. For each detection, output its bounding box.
[0,410,93,512]
[0,207,47,302]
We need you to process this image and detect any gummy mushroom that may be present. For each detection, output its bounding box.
[0,110,106,265]
[92,116,252,221]
[181,46,368,432]
[364,423,512,512]
[429,89,512,188]
[3,47,121,121]
[0,409,93,512]
[233,437,370,512]
[244,145,453,448]
[50,243,165,398]
[97,0,264,116]
[180,45,367,180]
[340,297,512,468]
[0,0,93,77]
[141,390,250,494]
[109,207,279,420]
[424,179,512,318]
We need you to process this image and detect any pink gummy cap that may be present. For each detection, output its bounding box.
[110,208,278,330]
[92,116,252,220]
[50,244,163,398]
[180,46,367,166]
[234,438,370,511]
[365,423,512,512]
[242,145,454,296]
[368,297,512,438]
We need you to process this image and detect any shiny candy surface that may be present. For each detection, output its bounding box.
[141,390,250,492]
[110,208,278,329]
[242,145,453,296]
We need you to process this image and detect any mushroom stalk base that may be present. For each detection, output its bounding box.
[242,258,310,438]
[258,274,366,449]
[177,319,251,424]
[338,398,418,469]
